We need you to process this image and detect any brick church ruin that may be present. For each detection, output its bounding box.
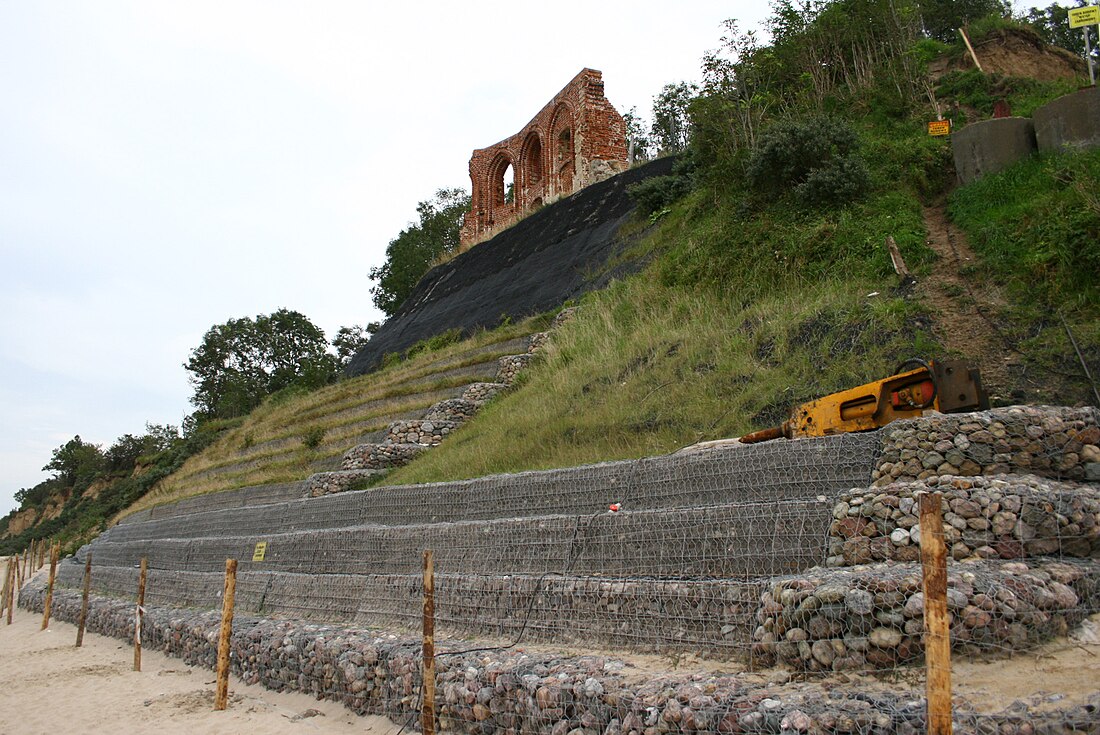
[459,68,630,246]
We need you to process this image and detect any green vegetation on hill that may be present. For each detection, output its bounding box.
[0,421,232,555]
[124,316,549,515]
[383,281,935,486]
[381,2,1099,485]
[948,147,1100,403]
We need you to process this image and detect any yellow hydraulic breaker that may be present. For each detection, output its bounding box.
[739,359,989,443]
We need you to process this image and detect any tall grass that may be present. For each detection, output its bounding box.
[948,148,1100,308]
[384,276,938,486]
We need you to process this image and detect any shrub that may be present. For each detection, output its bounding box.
[301,426,325,449]
[628,175,693,216]
[406,327,463,358]
[628,154,697,216]
[746,116,870,207]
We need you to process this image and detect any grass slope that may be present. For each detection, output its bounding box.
[123,317,549,516]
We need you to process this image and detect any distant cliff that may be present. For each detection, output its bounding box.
[347,157,676,376]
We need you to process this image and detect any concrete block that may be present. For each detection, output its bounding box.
[952,117,1036,184]
[1034,86,1100,153]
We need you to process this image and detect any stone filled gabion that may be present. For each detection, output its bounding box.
[828,474,1100,567]
[384,419,460,446]
[307,470,385,498]
[423,398,480,423]
[461,382,507,403]
[20,581,1099,734]
[341,442,425,471]
[751,558,1100,672]
[550,306,578,329]
[527,331,550,353]
[497,353,534,385]
[872,405,1099,485]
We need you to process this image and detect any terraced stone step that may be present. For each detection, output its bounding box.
[118,481,308,525]
[104,434,880,541]
[55,555,1100,666]
[384,419,462,446]
[422,398,480,423]
[496,353,534,384]
[460,382,507,402]
[341,442,426,471]
[304,469,386,497]
[83,498,832,578]
[56,563,762,654]
[828,473,1100,566]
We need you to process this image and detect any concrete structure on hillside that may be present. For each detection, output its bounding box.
[952,117,1037,184]
[459,68,629,246]
[1033,86,1100,153]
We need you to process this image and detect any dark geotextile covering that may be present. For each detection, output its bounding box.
[346,156,677,377]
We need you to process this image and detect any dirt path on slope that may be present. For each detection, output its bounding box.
[916,202,1024,403]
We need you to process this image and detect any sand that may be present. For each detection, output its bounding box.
[0,610,405,735]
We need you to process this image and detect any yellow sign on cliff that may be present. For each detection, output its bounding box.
[928,120,951,137]
[252,542,267,562]
[1069,5,1099,28]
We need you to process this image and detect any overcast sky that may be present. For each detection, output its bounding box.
[0,1,775,516]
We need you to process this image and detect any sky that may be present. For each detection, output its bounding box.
[0,1,776,516]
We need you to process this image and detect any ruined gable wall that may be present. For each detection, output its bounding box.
[460,68,628,246]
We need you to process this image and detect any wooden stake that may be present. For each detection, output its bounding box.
[885,235,912,281]
[958,28,983,73]
[0,558,11,617]
[133,557,147,670]
[17,551,24,590]
[1,557,11,615]
[214,558,238,711]
[5,559,14,625]
[41,543,58,631]
[920,493,953,735]
[76,553,92,647]
[25,541,33,578]
[421,549,436,735]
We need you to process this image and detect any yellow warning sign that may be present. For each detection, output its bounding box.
[1069,5,1099,28]
[252,542,267,562]
[927,120,951,137]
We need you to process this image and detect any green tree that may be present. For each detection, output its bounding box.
[184,309,338,420]
[368,188,471,317]
[623,107,653,162]
[332,324,372,367]
[103,424,180,474]
[1024,2,1088,55]
[651,82,698,153]
[13,480,58,510]
[42,435,104,488]
[919,0,1009,42]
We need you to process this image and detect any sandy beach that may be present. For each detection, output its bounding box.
[0,609,404,735]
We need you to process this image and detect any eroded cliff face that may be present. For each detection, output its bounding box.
[347,157,676,377]
[928,28,1086,83]
[5,508,38,537]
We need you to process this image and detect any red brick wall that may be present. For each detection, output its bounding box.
[460,69,629,246]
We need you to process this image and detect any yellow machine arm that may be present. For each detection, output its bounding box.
[740,359,989,443]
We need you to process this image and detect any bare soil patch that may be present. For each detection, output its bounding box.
[916,202,1025,403]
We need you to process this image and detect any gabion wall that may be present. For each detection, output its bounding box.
[35,405,1100,733]
[21,581,1100,734]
